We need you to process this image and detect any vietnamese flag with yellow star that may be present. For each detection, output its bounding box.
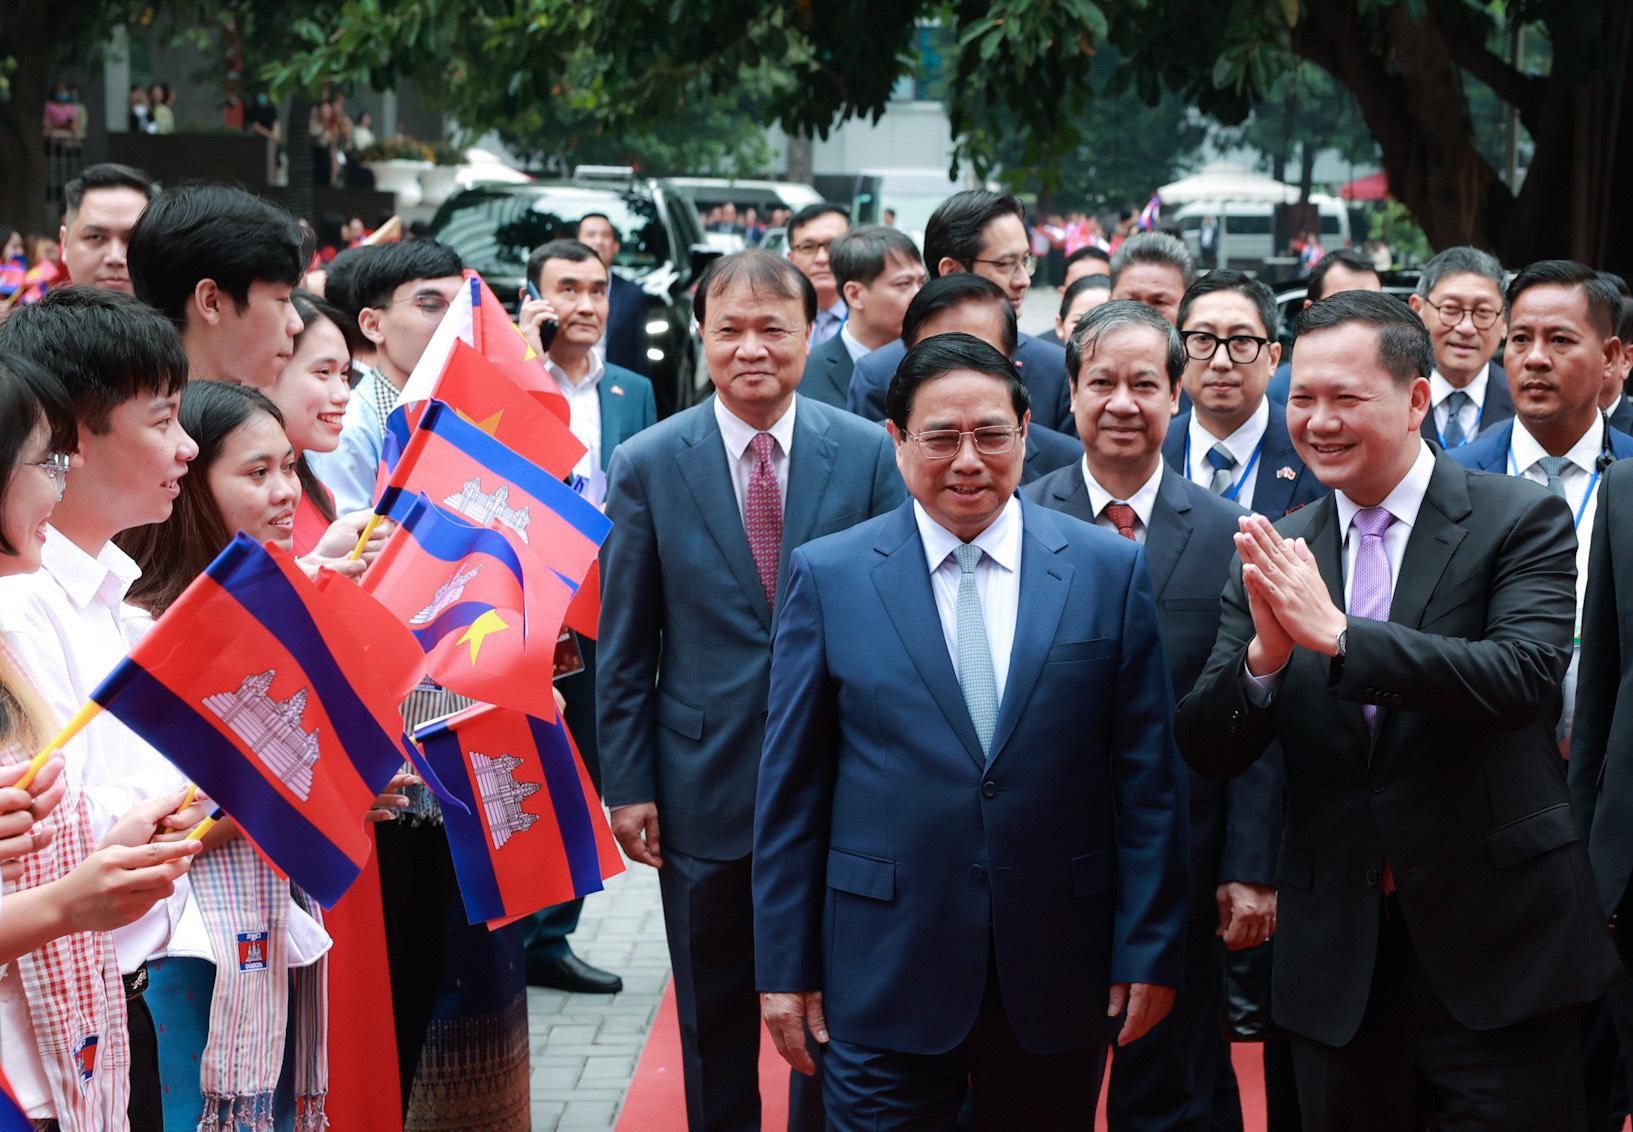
[361,493,576,717]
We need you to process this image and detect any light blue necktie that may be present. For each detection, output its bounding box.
[953,543,1000,755]
[1536,455,1570,500]
[1205,442,1238,495]
[1440,390,1472,448]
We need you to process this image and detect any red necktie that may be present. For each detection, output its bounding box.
[1103,502,1138,541]
[745,432,782,608]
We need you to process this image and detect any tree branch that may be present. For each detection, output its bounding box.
[1430,0,1544,134]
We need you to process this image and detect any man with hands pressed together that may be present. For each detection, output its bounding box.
[1177,291,1615,1130]
[754,333,1188,1127]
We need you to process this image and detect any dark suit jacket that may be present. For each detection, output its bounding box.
[1573,459,1633,915]
[1448,416,1633,474]
[800,333,855,410]
[1419,362,1515,450]
[597,363,657,469]
[753,496,1188,1055]
[1176,451,1617,1045]
[598,395,906,859]
[1608,396,1633,437]
[1021,423,1081,486]
[1025,464,1280,918]
[1160,400,1326,518]
[846,333,1076,435]
[1034,327,1062,347]
[603,272,651,377]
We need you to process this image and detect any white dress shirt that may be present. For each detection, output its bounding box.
[810,299,848,349]
[1429,366,1489,444]
[714,396,795,520]
[914,496,1022,706]
[1082,459,1164,545]
[838,323,872,365]
[1245,441,1436,701]
[1509,415,1601,628]
[1186,398,1269,511]
[547,350,606,496]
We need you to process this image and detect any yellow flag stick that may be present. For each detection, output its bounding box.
[185,807,224,842]
[348,513,386,560]
[173,785,198,815]
[16,701,103,790]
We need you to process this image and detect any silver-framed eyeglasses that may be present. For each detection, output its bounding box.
[906,426,1023,460]
[1181,330,1270,365]
[1427,301,1501,330]
[971,254,1037,279]
[24,452,71,501]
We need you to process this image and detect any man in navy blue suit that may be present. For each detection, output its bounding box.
[847,190,1074,433]
[1165,271,1326,518]
[755,333,1188,1127]
[801,225,925,410]
[599,250,904,1130]
[1026,302,1281,1130]
[1451,260,1633,750]
[517,237,658,993]
[577,211,651,376]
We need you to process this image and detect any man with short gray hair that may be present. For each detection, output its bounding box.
[1407,246,1513,449]
[1110,232,1197,326]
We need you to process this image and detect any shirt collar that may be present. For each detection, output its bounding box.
[1081,459,1164,529]
[914,494,1023,577]
[41,525,141,611]
[714,395,797,461]
[546,350,605,394]
[1335,440,1436,542]
[1510,413,1603,476]
[1190,396,1269,465]
[838,323,871,364]
[1429,366,1488,408]
[816,298,848,327]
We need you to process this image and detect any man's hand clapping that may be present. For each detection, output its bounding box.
[1236,514,1348,674]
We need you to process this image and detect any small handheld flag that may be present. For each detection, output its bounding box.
[0,1066,31,1132]
[1138,192,1161,231]
[87,535,427,907]
[414,705,622,928]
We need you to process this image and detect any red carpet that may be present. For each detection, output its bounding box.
[619,979,1269,1130]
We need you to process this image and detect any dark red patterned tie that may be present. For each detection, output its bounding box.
[1103,502,1138,540]
[745,432,782,608]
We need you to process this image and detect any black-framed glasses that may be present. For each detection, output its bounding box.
[1181,330,1270,365]
[1428,301,1501,330]
[22,452,71,501]
[907,426,1022,460]
[790,239,836,258]
[971,254,1037,279]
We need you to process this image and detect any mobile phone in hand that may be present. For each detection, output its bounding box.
[523,281,558,350]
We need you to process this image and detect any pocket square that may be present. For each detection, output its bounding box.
[610,384,625,396]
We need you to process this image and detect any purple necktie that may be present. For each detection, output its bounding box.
[745,432,782,608]
[1349,506,1397,730]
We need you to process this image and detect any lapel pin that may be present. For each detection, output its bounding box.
[1276,465,1296,480]
[610,384,624,396]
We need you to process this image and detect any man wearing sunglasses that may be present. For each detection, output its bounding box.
[1164,271,1326,518]
[846,191,1075,435]
[1406,247,1514,450]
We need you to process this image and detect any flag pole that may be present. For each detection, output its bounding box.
[17,701,103,789]
[186,807,225,841]
[348,513,386,560]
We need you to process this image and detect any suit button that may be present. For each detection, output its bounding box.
[1370,778,1385,793]
[981,781,998,799]
[970,865,986,880]
[1365,869,1379,886]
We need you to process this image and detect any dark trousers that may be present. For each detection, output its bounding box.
[1107,915,1225,1130]
[1601,911,1633,1126]
[377,820,453,1109]
[822,954,1109,1131]
[1291,902,1585,1131]
[524,644,601,963]
[127,992,162,1132]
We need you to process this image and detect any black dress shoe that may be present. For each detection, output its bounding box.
[526,952,624,994]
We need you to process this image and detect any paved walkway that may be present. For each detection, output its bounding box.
[528,856,669,1130]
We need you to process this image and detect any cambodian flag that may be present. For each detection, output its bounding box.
[0,1067,30,1132]
[414,705,623,928]
[87,535,428,907]
[376,399,611,586]
[1138,192,1161,231]
[363,493,573,717]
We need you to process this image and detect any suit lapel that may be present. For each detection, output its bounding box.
[1044,465,1096,523]
[674,405,772,629]
[597,381,624,469]
[1388,455,1470,632]
[1303,496,1371,738]
[1143,473,1192,600]
[1161,413,1188,475]
[871,510,986,769]
[1253,402,1299,517]
[986,502,1072,768]
[780,403,839,584]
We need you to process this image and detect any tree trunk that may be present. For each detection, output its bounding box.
[784,133,813,183]
[0,0,93,233]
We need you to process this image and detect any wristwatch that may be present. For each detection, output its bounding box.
[1335,627,1348,658]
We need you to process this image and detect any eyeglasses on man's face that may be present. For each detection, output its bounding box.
[906,426,1022,460]
[1181,330,1270,365]
[791,239,836,258]
[1428,301,1501,331]
[972,254,1037,280]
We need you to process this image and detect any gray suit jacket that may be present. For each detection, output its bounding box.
[801,333,855,410]
[597,394,906,858]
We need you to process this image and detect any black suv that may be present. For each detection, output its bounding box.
[428,178,718,417]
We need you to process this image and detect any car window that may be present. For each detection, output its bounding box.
[1226,214,1273,235]
[432,189,671,278]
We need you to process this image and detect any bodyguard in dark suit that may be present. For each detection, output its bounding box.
[1177,291,1617,1130]
[846,190,1074,432]
[755,334,1188,1128]
[1166,271,1326,518]
[800,226,926,411]
[577,211,652,376]
[1026,302,1281,1130]
[1406,247,1512,451]
[599,251,904,1130]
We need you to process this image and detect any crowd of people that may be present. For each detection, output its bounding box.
[1,161,1632,1132]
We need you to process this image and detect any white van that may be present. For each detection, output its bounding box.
[1175,195,1352,271]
